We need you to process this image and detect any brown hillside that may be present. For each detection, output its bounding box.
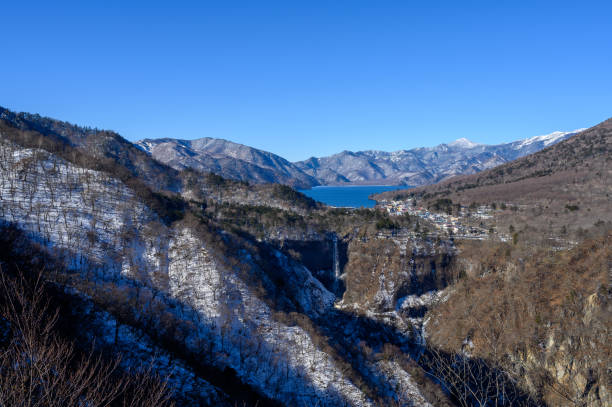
[427,232,611,406]
[376,118,612,238]
[379,117,611,201]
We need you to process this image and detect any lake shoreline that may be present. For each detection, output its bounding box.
[298,185,409,208]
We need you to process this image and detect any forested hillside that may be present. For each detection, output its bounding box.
[1,106,609,407]
[0,107,451,406]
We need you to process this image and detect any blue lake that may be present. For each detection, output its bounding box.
[299,185,407,208]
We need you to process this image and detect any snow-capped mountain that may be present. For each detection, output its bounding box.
[448,137,482,148]
[136,137,319,189]
[294,130,585,186]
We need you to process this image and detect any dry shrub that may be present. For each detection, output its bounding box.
[0,269,173,407]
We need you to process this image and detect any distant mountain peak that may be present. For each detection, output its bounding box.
[449,138,480,148]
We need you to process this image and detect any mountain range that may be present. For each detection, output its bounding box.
[137,129,584,189]
[0,105,609,407]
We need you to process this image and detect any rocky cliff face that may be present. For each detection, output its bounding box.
[424,236,610,407]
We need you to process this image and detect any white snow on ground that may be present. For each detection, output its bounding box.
[166,229,372,406]
[396,291,440,311]
[0,138,384,406]
[376,360,433,407]
[0,142,155,270]
[91,305,226,405]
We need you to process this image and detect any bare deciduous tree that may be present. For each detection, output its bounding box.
[0,268,174,407]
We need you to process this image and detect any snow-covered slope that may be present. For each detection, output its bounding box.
[0,138,361,404]
[0,105,461,405]
[512,129,586,149]
[0,134,440,406]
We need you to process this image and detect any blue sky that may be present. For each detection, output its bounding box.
[1,1,611,161]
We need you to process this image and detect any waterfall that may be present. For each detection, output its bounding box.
[332,234,340,279]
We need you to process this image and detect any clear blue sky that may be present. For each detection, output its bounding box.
[1,1,611,161]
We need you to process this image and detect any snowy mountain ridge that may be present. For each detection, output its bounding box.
[294,128,584,186]
[514,128,587,149]
[137,127,584,189]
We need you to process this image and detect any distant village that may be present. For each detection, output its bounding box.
[377,198,497,240]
